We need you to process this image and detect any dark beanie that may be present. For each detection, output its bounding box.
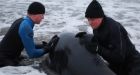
[27,2,45,15]
[85,0,104,18]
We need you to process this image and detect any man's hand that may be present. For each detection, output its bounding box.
[76,32,98,54]
[42,41,48,46]
[75,32,87,38]
[43,35,59,53]
[42,41,50,53]
[86,36,98,54]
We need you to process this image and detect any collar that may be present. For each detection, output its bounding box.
[94,16,106,31]
[23,16,34,28]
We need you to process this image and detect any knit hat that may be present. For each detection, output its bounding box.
[27,2,45,15]
[85,0,104,18]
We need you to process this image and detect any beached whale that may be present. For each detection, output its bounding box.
[40,32,116,75]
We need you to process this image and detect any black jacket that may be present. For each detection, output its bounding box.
[93,17,140,75]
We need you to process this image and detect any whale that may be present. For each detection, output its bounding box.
[40,32,116,75]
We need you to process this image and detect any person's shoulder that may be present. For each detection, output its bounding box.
[16,17,23,22]
[19,18,32,30]
[105,17,119,24]
[21,17,31,26]
[12,17,23,25]
[105,17,122,28]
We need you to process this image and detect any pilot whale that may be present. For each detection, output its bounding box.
[40,32,116,75]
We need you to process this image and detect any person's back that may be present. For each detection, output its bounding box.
[0,18,24,66]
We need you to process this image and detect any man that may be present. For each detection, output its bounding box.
[0,2,55,67]
[84,0,140,75]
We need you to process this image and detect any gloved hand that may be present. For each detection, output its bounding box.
[42,41,49,53]
[43,35,59,53]
[76,32,98,54]
[75,32,87,38]
[85,36,98,54]
[42,41,48,46]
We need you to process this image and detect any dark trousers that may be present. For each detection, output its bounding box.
[0,54,20,67]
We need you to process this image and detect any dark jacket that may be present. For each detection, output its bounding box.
[93,16,140,75]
